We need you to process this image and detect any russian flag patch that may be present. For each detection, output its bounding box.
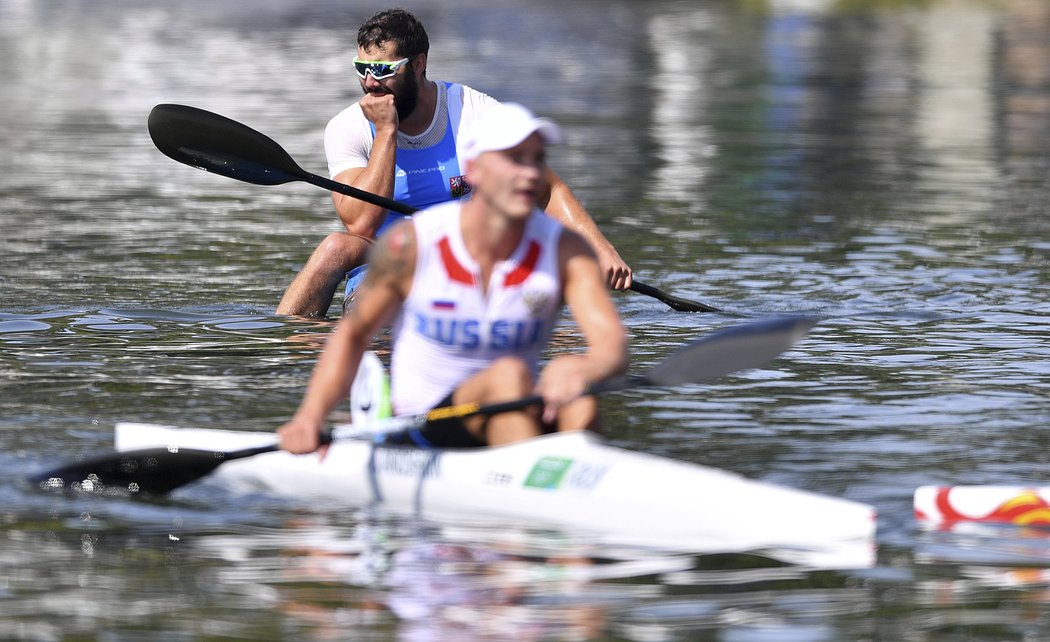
[432,300,456,311]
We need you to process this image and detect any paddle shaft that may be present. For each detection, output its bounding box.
[629,281,723,313]
[326,375,646,442]
[304,170,416,217]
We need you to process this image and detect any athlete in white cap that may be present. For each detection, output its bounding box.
[278,103,628,451]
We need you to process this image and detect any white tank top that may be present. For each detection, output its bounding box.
[389,202,564,414]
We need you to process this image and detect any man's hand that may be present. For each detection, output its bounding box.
[595,245,632,291]
[277,414,329,458]
[536,355,592,424]
[359,93,399,133]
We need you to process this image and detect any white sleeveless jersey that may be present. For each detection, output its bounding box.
[389,201,564,415]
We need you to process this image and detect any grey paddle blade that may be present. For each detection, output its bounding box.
[645,316,818,386]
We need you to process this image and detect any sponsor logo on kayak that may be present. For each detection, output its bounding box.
[484,470,513,487]
[375,449,441,478]
[523,456,608,491]
[524,457,572,489]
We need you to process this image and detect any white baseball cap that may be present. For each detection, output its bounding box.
[461,103,562,162]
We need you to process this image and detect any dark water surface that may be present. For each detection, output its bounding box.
[2,0,1049,639]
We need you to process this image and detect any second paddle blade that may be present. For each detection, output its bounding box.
[28,446,234,495]
[646,316,819,387]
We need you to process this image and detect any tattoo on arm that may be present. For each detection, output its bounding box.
[363,223,415,289]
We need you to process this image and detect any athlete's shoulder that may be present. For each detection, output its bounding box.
[529,208,566,235]
[326,101,366,129]
[369,218,417,281]
[455,84,500,117]
[551,217,595,264]
[456,83,497,102]
[397,201,458,243]
[416,200,463,222]
[325,102,373,176]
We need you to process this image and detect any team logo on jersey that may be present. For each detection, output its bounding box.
[449,175,472,198]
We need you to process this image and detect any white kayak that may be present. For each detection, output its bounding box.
[116,422,876,568]
[914,486,1050,527]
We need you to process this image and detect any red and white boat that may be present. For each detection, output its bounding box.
[914,486,1050,527]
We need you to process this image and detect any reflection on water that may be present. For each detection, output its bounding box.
[645,6,716,206]
[2,0,1050,639]
[16,509,876,641]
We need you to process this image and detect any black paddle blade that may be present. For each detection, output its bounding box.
[27,446,265,495]
[148,103,307,186]
[645,316,818,386]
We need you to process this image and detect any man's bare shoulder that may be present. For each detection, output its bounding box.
[557,226,598,261]
[366,220,417,285]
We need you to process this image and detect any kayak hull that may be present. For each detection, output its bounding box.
[116,422,877,567]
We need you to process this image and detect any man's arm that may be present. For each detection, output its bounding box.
[328,96,401,238]
[541,168,633,290]
[331,162,396,238]
[278,221,416,454]
[535,230,629,420]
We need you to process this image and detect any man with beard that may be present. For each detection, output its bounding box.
[276,8,632,317]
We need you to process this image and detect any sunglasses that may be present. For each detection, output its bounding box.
[352,57,411,80]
